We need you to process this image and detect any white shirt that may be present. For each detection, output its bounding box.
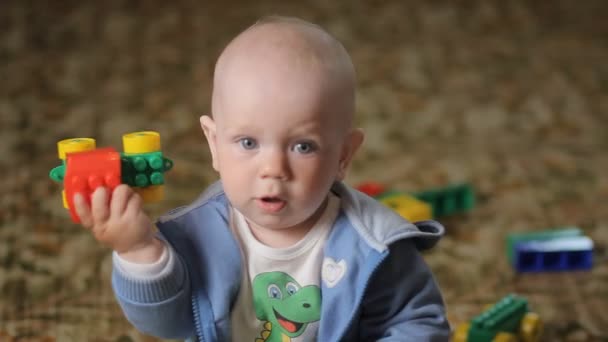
[230,193,340,342]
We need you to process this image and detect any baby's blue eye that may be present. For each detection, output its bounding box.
[267,284,282,299]
[294,142,316,154]
[239,138,258,150]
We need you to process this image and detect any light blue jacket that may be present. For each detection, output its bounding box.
[112,181,450,341]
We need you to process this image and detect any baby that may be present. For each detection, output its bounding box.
[74,16,450,341]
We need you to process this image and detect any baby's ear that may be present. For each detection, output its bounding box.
[200,115,219,171]
[337,128,365,181]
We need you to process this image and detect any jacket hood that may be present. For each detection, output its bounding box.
[330,182,444,252]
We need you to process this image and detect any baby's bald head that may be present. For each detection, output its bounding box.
[212,16,356,133]
[201,18,365,209]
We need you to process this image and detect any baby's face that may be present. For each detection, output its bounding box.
[203,64,353,235]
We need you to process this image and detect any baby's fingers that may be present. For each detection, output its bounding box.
[73,193,93,228]
[125,190,144,219]
[91,187,111,224]
[110,184,134,216]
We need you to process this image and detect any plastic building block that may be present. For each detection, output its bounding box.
[63,147,122,223]
[49,137,98,210]
[513,236,593,273]
[506,227,582,264]
[49,131,173,222]
[376,192,433,222]
[353,181,475,220]
[413,183,475,217]
[506,227,593,273]
[355,181,386,197]
[453,294,543,342]
[354,182,432,221]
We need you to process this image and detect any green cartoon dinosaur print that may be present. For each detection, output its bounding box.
[252,271,321,342]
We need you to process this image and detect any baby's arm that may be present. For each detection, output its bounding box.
[73,185,196,338]
[358,239,450,341]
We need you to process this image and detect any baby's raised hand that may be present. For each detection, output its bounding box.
[73,184,160,258]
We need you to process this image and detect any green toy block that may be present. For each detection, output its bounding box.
[468,294,529,342]
[120,151,173,188]
[412,183,475,217]
[49,162,67,182]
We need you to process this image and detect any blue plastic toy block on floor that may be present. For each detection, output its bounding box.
[513,234,593,273]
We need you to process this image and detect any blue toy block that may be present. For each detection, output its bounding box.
[506,227,582,265]
[514,236,593,272]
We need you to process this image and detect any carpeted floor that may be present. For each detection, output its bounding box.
[1,1,607,341]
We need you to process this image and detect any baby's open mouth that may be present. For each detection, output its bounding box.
[257,197,286,212]
[262,196,282,202]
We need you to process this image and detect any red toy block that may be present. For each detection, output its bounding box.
[355,181,386,197]
[63,147,122,223]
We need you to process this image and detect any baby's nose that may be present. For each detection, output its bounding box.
[260,150,289,180]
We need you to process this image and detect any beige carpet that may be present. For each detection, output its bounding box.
[1,1,607,341]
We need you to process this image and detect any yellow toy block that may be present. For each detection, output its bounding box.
[379,193,433,222]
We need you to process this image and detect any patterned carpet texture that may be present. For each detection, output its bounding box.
[1,1,607,341]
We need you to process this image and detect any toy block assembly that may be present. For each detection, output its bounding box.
[355,182,432,222]
[49,131,173,223]
[354,181,475,221]
[453,294,543,342]
[376,191,433,223]
[506,227,593,273]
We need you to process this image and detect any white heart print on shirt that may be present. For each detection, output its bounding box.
[322,257,347,288]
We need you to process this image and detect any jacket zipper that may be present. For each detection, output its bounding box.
[192,291,204,342]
